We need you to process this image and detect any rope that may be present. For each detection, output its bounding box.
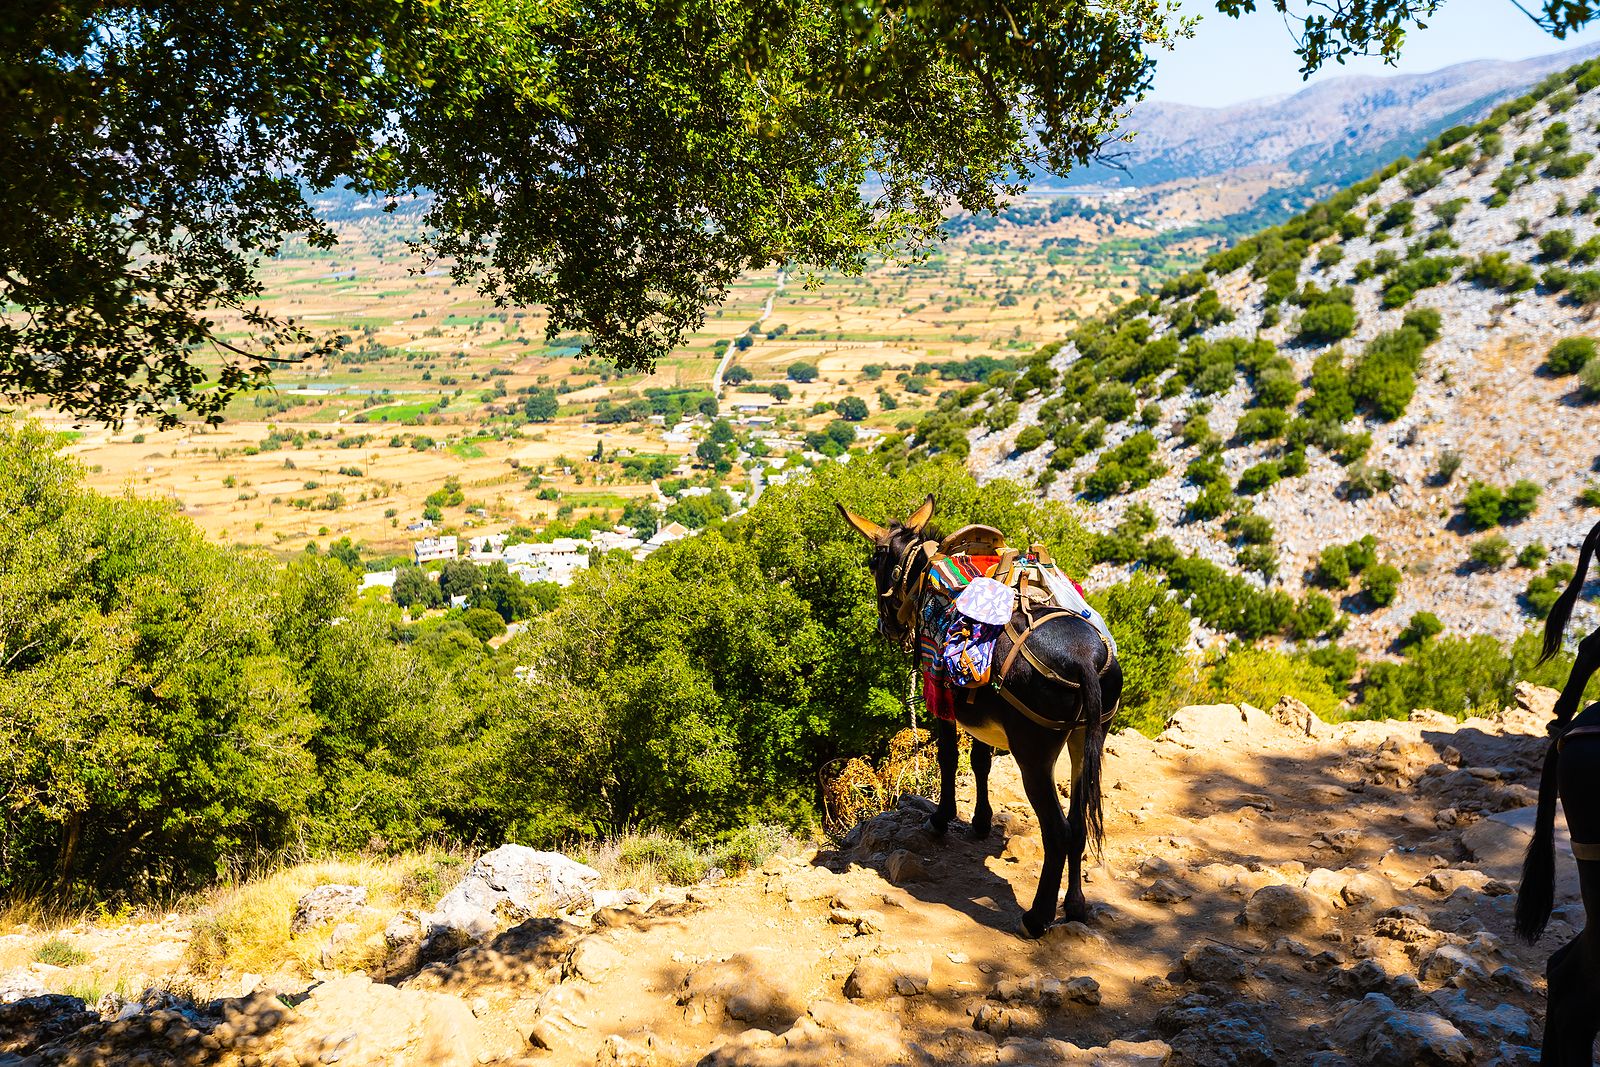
[906,665,922,789]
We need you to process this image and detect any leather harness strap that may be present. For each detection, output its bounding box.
[1556,725,1600,860]
[1557,723,1600,751]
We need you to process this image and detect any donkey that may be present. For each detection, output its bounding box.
[1516,516,1600,1063]
[838,496,1123,938]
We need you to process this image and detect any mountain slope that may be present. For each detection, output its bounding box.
[953,56,1600,656]
[1068,42,1600,191]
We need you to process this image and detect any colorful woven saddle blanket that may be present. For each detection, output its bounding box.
[926,553,1000,596]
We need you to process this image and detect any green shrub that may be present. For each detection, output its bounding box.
[1463,252,1536,292]
[1082,432,1165,498]
[1397,611,1443,648]
[1524,563,1576,619]
[1546,336,1597,375]
[1234,408,1288,442]
[1289,592,1340,640]
[1089,575,1191,734]
[1361,563,1402,606]
[1013,425,1046,452]
[1539,229,1577,260]
[1377,201,1414,231]
[1224,512,1274,545]
[1296,302,1357,344]
[1317,244,1345,269]
[1201,644,1346,722]
[1567,271,1600,305]
[1502,479,1541,522]
[1349,325,1432,421]
[1581,359,1600,400]
[1432,198,1469,226]
[1578,483,1600,507]
[1461,481,1505,528]
[1236,461,1281,495]
[34,937,89,968]
[1517,542,1549,568]
[1236,544,1277,576]
[1315,544,1351,587]
[1469,534,1512,569]
[1434,450,1462,484]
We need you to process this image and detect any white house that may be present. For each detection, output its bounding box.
[591,530,644,554]
[469,534,507,563]
[647,521,691,548]
[413,534,458,564]
[360,569,396,592]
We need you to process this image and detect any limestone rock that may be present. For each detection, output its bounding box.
[1142,878,1192,904]
[1243,884,1326,931]
[429,844,599,940]
[566,936,625,982]
[289,973,484,1067]
[1417,944,1487,986]
[0,971,47,1005]
[1168,1015,1274,1066]
[1064,976,1101,1005]
[598,1033,661,1066]
[1182,943,1248,982]
[1328,993,1472,1066]
[1270,695,1330,738]
[1159,704,1275,747]
[0,995,98,1057]
[1428,988,1533,1043]
[290,883,368,934]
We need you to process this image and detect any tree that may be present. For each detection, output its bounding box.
[768,384,792,402]
[3,0,1178,425]
[439,559,484,600]
[837,396,869,421]
[523,389,559,422]
[328,536,362,572]
[393,565,443,610]
[787,362,819,384]
[724,365,753,384]
[461,607,508,641]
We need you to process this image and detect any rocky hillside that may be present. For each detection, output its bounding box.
[1078,42,1600,190]
[962,54,1600,654]
[0,687,1577,1065]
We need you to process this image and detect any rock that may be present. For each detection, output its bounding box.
[1327,993,1472,1066]
[1461,805,1574,883]
[290,883,368,934]
[974,1003,1035,1037]
[1339,872,1398,910]
[1243,884,1326,931]
[1415,869,1497,896]
[405,916,582,991]
[598,1033,660,1066]
[289,973,484,1066]
[1327,958,1398,996]
[0,971,46,1004]
[319,920,363,967]
[1512,681,1558,721]
[1168,1015,1274,1066]
[1182,943,1248,982]
[885,849,928,884]
[1417,945,1487,986]
[1040,922,1110,952]
[566,936,625,982]
[1428,988,1533,1043]
[429,845,600,939]
[1051,1038,1174,1066]
[681,951,806,1026]
[1064,976,1101,1005]
[1142,879,1192,904]
[0,995,98,1056]
[1373,916,1435,944]
[844,951,932,1000]
[1270,695,1330,738]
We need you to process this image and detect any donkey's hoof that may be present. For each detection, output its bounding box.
[1060,900,1090,926]
[966,818,992,841]
[1016,913,1051,940]
[927,813,953,836]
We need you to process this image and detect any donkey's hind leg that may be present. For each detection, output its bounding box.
[1541,927,1600,1065]
[930,717,959,835]
[969,741,994,840]
[1016,735,1070,938]
[1061,725,1090,924]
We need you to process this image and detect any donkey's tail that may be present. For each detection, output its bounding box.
[1541,517,1600,663]
[1080,663,1108,860]
[1515,737,1562,943]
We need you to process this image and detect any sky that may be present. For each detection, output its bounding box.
[1148,0,1600,107]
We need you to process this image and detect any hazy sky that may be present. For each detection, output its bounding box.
[1149,0,1600,107]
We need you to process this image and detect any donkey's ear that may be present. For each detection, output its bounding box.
[905,494,935,533]
[836,503,888,543]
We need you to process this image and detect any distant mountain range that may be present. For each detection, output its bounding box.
[1063,42,1600,190]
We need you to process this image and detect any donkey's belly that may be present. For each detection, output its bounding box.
[957,715,1010,751]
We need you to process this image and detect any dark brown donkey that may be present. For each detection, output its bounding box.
[839,496,1123,938]
[1516,517,1600,1063]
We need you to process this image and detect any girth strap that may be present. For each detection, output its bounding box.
[1557,724,1600,751]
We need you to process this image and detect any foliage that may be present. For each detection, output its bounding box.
[1396,611,1443,648]
[1469,534,1512,569]
[1200,645,1346,724]
[1360,563,1402,606]
[1546,336,1597,375]
[1088,575,1191,734]
[1295,301,1357,344]
[787,362,819,384]
[1082,432,1166,498]
[1014,426,1047,452]
[1347,319,1436,421]
[2,0,1183,424]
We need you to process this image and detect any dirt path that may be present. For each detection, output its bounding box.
[3,688,1584,1066]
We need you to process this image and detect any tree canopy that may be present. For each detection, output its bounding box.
[2,0,1179,425]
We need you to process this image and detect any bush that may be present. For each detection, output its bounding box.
[1289,592,1340,640]
[1469,534,1512,569]
[1013,425,1047,453]
[1502,479,1541,522]
[1361,563,1402,606]
[1581,359,1600,401]
[1461,481,1505,528]
[1224,512,1274,545]
[1548,336,1599,376]
[1082,432,1165,498]
[1234,408,1288,442]
[1236,460,1282,495]
[1089,575,1191,734]
[1296,302,1357,344]
[1539,229,1577,260]
[1315,545,1351,587]
[1524,564,1576,619]
[1517,542,1549,568]
[1567,271,1600,305]
[1377,201,1414,231]
[786,362,818,383]
[1200,645,1347,723]
[1397,611,1443,648]
[1349,325,1431,421]
[1434,450,1462,484]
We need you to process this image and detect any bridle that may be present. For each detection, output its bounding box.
[875,534,937,648]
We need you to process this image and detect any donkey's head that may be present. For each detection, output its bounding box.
[837,495,936,642]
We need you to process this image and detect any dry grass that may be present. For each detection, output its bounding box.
[184,847,469,980]
[577,825,794,891]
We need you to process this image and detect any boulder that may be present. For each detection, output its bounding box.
[1064,976,1101,1005]
[286,973,484,1067]
[1327,993,1472,1066]
[0,995,98,1057]
[1461,806,1577,890]
[1141,879,1192,904]
[1243,884,1326,932]
[0,971,47,1005]
[1181,943,1248,983]
[290,883,368,934]
[566,936,625,982]
[1417,945,1487,986]
[1168,1015,1274,1066]
[429,845,599,939]
[1428,988,1533,1043]
[1159,704,1277,747]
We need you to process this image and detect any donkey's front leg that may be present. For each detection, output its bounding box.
[969,740,994,840]
[929,717,959,835]
[1061,725,1090,924]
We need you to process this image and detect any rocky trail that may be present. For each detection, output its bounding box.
[1,686,1587,1066]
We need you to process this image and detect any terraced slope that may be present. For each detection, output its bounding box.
[951,57,1600,656]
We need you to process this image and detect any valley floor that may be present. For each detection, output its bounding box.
[1,687,1585,1066]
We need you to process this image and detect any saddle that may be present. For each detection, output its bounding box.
[912,527,1115,730]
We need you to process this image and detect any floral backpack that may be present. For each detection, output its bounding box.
[938,576,1015,688]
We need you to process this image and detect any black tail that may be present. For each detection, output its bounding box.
[1515,737,1562,943]
[1080,667,1107,858]
[1542,518,1600,663]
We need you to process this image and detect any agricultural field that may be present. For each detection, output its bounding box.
[31,195,1198,558]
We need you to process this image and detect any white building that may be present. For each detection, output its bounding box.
[469,534,507,563]
[413,534,458,564]
[647,521,692,548]
[591,530,644,554]
[360,569,396,592]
